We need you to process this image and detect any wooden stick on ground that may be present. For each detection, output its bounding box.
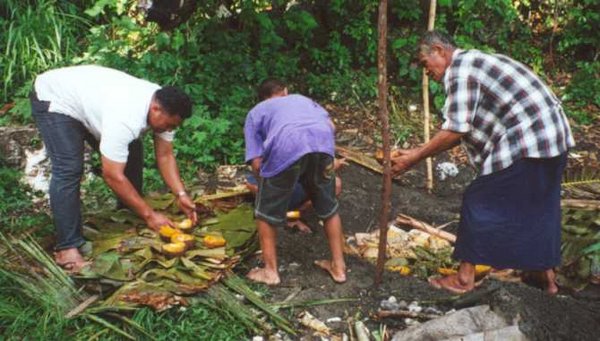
[335,146,383,174]
[377,309,441,320]
[561,199,600,210]
[395,214,457,243]
[374,0,392,287]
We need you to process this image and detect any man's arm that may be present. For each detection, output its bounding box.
[102,156,172,230]
[391,130,464,175]
[154,136,197,224]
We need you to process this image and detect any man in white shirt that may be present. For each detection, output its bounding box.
[31,65,197,272]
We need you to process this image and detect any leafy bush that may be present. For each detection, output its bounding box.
[562,61,600,125]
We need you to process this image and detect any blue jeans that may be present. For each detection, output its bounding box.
[31,93,143,250]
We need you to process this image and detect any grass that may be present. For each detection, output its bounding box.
[0,0,90,103]
[0,167,287,339]
[0,234,256,340]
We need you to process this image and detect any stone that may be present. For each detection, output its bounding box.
[391,305,511,341]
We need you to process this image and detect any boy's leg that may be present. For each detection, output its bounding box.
[117,139,143,210]
[247,219,280,285]
[303,153,347,283]
[315,212,346,283]
[248,162,301,285]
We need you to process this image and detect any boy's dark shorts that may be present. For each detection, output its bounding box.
[255,153,338,226]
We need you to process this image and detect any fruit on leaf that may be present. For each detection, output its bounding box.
[171,233,196,249]
[203,235,226,248]
[177,218,194,231]
[159,225,179,242]
[162,242,186,258]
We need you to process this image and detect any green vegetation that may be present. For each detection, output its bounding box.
[2,0,598,175]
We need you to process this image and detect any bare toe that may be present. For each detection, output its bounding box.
[246,267,280,285]
[314,260,346,283]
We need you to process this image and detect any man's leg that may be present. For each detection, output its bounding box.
[117,139,143,209]
[32,98,87,270]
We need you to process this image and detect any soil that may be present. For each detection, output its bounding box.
[241,155,600,340]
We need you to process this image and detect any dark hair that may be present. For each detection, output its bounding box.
[257,78,287,101]
[154,86,192,119]
[419,30,456,54]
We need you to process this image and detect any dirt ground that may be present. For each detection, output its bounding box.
[241,154,600,340]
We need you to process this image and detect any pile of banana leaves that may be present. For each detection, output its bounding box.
[77,192,258,311]
[558,207,600,290]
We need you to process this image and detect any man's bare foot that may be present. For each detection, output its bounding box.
[314,260,346,283]
[54,248,89,274]
[286,220,312,233]
[544,270,559,295]
[429,274,474,294]
[246,267,281,285]
[521,270,559,295]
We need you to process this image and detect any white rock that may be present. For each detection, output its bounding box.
[436,162,459,181]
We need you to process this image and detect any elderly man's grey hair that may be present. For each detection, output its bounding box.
[419,31,456,55]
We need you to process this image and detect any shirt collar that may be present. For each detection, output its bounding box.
[443,48,463,84]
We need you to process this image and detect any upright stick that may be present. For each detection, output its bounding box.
[374,0,391,286]
[423,0,437,192]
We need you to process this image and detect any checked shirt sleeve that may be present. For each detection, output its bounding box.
[441,76,481,134]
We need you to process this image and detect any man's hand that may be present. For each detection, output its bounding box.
[391,150,420,175]
[145,211,174,231]
[176,193,198,225]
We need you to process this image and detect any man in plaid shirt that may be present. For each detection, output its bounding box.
[392,31,574,295]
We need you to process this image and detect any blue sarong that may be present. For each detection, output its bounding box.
[453,154,567,270]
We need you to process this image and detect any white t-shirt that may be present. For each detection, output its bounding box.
[34,65,175,162]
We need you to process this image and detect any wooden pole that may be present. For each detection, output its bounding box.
[374,0,391,287]
[423,0,437,192]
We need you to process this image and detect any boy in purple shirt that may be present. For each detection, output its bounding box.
[244,79,347,285]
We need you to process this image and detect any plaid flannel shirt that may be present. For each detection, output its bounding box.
[441,49,575,175]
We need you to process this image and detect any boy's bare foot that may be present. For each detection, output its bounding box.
[54,248,89,274]
[246,267,281,285]
[286,220,312,233]
[314,260,346,283]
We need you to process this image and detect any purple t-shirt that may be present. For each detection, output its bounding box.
[244,94,335,178]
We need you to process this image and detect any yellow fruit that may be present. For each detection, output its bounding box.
[171,233,196,249]
[389,265,412,276]
[203,235,226,248]
[437,265,492,277]
[437,267,458,276]
[375,149,401,164]
[286,211,301,219]
[162,242,186,258]
[177,218,194,231]
[159,225,179,242]
[475,265,492,275]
